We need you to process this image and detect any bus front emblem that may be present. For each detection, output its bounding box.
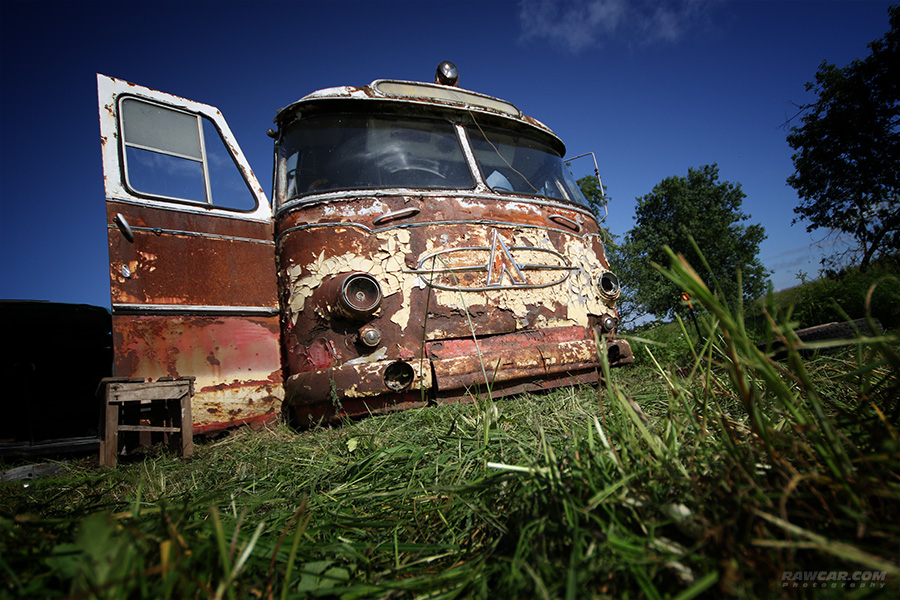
[412,230,576,292]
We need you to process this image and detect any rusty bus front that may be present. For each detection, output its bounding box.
[272,71,632,424]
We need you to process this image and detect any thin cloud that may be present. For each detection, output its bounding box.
[518,0,719,53]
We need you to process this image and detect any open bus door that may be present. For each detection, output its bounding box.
[97,75,283,433]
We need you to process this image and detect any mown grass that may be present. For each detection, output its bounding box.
[1,253,898,599]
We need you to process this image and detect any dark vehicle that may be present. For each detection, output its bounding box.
[0,301,111,453]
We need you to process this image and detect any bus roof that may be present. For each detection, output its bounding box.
[274,79,566,155]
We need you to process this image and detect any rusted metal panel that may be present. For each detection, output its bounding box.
[107,202,278,308]
[107,201,277,239]
[285,358,431,424]
[278,220,617,341]
[275,194,593,235]
[111,315,283,433]
[435,369,599,402]
[294,393,428,426]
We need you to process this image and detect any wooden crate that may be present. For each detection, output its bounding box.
[99,377,194,467]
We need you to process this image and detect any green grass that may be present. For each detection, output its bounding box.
[2,254,899,599]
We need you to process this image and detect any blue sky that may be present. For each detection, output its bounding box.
[0,0,894,309]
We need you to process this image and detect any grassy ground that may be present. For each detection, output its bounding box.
[2,255,898,599]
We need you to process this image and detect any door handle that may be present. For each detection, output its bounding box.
[548,214,580,232]
[115,213,134,242]
[373,207,420,226]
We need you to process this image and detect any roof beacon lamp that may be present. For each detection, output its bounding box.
[434,61,459,87]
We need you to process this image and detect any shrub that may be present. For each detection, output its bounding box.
[793,254,900,329]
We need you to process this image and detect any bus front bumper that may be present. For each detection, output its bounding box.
[284,325,632,423]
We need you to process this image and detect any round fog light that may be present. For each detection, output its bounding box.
[359,325,382,348]
[601,315,617,332]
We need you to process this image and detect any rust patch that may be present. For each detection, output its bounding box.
[427,326,599,392]
[435,369,598,403]
[197,412,279,435]
[111,315,284,431]
[290,391,427,426]
[106,202,278,308]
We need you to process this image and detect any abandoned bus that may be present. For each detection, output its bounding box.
[97,63,632,432]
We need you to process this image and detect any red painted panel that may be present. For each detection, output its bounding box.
[112,314,284,433]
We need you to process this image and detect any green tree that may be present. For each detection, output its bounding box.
[577,174,607,220]
[786,5,899,270]
[577,175,616,247]
[612,165,768,319]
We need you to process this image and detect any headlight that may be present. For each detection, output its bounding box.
[337,273,382,320]
[598,271,620,298]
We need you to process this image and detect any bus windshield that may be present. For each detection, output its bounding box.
[467,124,589,207]
[278,114,473,201]
[276,112,589,209]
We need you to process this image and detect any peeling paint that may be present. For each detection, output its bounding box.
[284,228,415,329]
[344,346,388,365]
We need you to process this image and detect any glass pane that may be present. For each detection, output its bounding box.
[202,119,257,210]
[278,114,473,201]
[468,125,589,207]
[125,146,206,202]
[121,98,202,159]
